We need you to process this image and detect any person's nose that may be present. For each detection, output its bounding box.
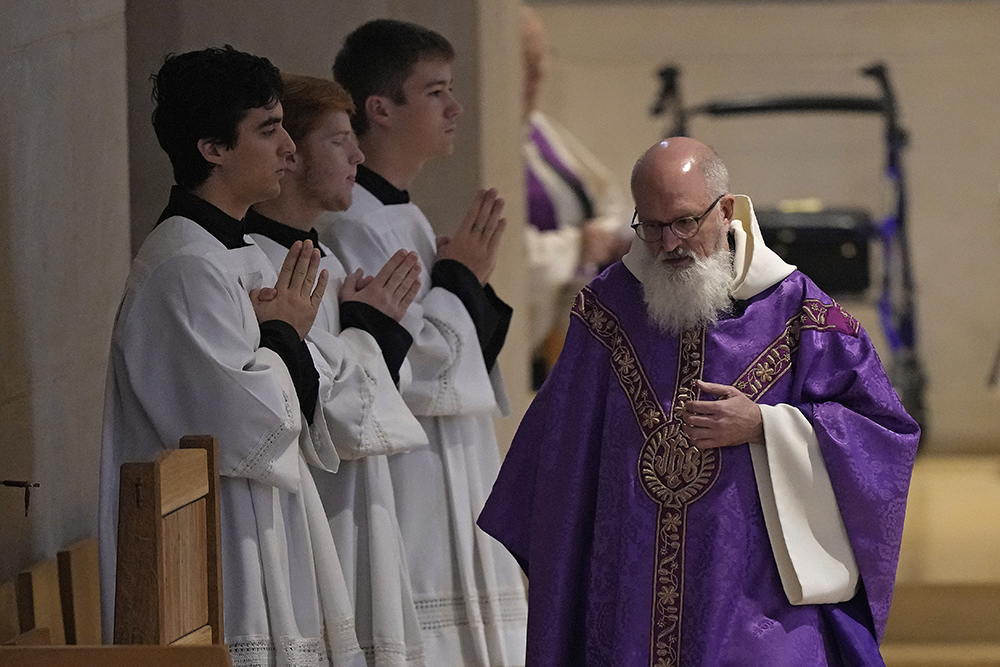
[350,139,364,166]
[658,225,684,254]
[446,92,463,119]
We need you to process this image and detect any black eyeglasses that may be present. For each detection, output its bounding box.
[630,194,726,242]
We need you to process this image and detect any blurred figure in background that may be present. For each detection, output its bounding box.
[522,7,631,388]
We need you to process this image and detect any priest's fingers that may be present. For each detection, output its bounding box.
[682,412,715,429]
[276,240,304,291]
[682,421,737,449]
[683,395,764,447]
[682,399,719,416]
[684,396,744,419]
[695,380,740,400]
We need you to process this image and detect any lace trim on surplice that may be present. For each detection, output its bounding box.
[412,590,528,631]
[228,634,329,667]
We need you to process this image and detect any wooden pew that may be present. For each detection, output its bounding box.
[57,539,101,645]
[0,644,232,666]
[0,436,230,665]
[114,435,223,645]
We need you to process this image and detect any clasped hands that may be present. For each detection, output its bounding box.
[340,249,421,322]
[436,188,506,285]
[680,380,765,449]
[251,241,422,339]
[250,240,328,340]
[250,187,506,338]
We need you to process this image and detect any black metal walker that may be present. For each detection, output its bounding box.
[650,63,926,430]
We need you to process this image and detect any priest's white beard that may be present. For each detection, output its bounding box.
[636,237,735,336]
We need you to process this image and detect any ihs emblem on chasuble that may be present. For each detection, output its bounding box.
[573,286,853,667]
[573,288,718,667]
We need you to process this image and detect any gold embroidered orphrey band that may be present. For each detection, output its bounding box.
[571,287,858,667]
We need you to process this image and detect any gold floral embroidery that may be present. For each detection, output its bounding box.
[733,298,858,400]
[801,298,861,335]
[571,288,857,666]
[572,288,719,667]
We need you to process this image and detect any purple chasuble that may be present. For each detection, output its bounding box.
[479,262,918,667]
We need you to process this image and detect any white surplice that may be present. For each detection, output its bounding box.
[320,186,528,667]
[251,233,429,667]
[99,216,366,667]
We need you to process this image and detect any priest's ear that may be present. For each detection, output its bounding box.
[720,193,735,222]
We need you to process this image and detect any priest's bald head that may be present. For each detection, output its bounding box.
[629,138,737,335]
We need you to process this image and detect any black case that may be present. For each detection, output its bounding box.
[754,208,874,295]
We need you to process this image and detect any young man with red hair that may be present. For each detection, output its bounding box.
[248,73,428,666]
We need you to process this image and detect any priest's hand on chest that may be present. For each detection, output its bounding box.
[680,380,765,449]
[250,240,329,339]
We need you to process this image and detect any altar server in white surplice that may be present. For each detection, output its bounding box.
[247,73,430,667]
[98,46,368,666]
[319,20,528,667]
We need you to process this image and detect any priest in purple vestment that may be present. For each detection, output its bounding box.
[479,137,919,667]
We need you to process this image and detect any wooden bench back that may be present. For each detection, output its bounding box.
[113,435,223,646]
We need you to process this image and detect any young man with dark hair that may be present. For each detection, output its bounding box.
[247,73,429,666]
[332,19,454,139]
[99,46,369,666]
[323,20,528,666]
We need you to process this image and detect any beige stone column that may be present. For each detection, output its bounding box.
[0,1,130,582]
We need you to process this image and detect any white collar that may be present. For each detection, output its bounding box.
[622,194,794,301]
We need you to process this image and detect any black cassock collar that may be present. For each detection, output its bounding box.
[355,164,410,205]
[244,209,325,257]
[156,186,249,250]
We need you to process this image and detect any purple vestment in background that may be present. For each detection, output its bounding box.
[479,262,919,667]
[525,120,594,233]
